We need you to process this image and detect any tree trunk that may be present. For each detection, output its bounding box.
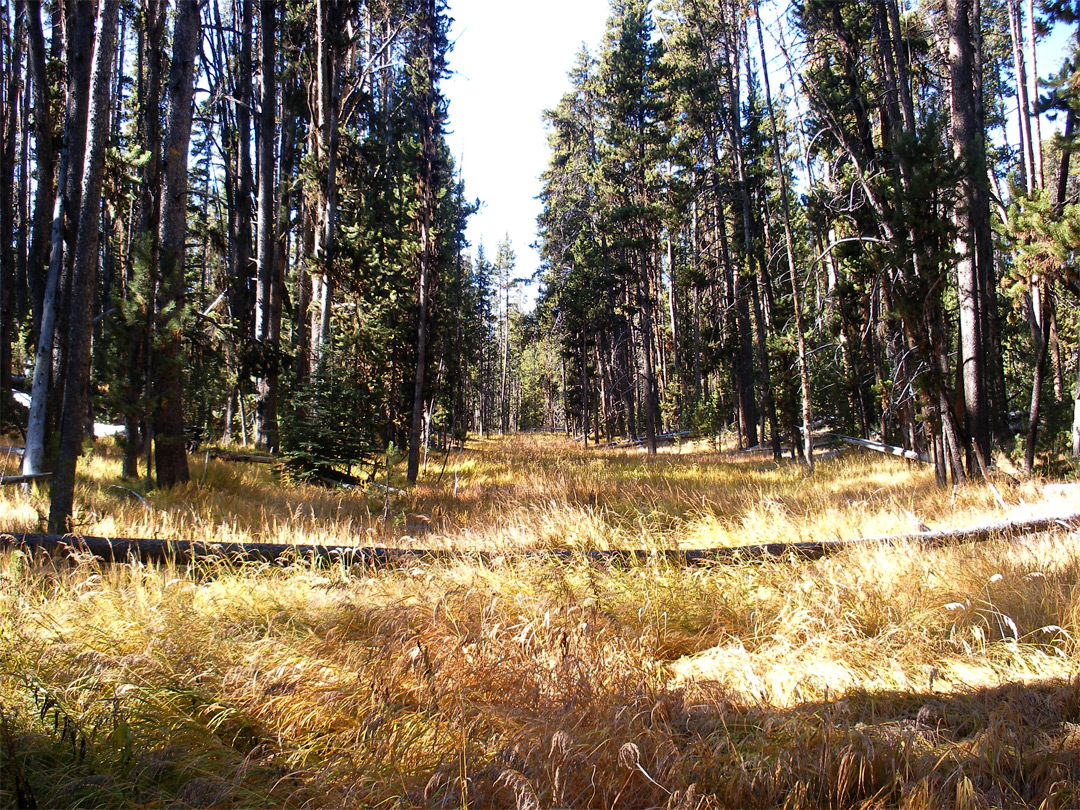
[1025,285,1050,473]
[52,0,95,427]
[310,0,339,373]
[755,3,813,471]
[948,0,992,475]
[1025,0,1044,189]
[24,0,54,343]
[122,0,163,481]
[254,0,278,451]
[0,2,24,432]
[48,0,119,532]
[638,247,659,456]
[153,0,201,488]
[407,0,439,484]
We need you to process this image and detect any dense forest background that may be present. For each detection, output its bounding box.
[2,0,1080,533]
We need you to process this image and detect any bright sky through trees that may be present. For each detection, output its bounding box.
[443,0,610,301]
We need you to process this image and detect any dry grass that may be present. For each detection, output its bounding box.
[2,433,1066,551]
[2,434,1080,808]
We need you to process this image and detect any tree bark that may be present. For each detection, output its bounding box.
[23,0,54,343]
[0,2,24,432]
[754,3,813,471]
[407,0,440,484]
[52,0,95,427]
[309,0,339,373]
[254,0,278,451]
[638,247,659,456]
[48,0,119,532]
[152,0,201,488]
[948,0,992,475]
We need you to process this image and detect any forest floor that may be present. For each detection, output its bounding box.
[2,434,1080,808]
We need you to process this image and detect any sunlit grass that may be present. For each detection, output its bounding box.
[3,432,1067,552]
[2,433,1080,807]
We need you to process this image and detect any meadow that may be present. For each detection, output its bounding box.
[1,434,1079,808]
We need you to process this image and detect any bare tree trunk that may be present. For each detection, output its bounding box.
[48,0,119,532]
[638,248,659,456]
[1025,0,1044,189]
[310,0,339,372]
[152,0,201,489]
[253,0,278,451]
[407,0,439,484]
[666,234,681,430]
[23,0,53,343]
[52,0,95,428]
[1008,0,1036,194]
[948,0,992,476]
[0,2,24,432]
[1025,288,1050,473]
[714,20,759,450]
[121,0,162,481]
[22,132,69,479]
[754,3,813,471]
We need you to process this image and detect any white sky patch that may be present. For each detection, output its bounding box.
[443,0,611,306]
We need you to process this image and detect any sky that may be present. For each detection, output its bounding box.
[441,1,1076,310]
[442,0,612,302]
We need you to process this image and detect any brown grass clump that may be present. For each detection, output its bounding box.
[2,434,1079,808]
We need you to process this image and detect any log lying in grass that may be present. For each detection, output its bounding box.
[3,512,1079,567]
[832,433,932,464]
[0,472,51,486]
[605,431,695,449]
[207,450,278,464]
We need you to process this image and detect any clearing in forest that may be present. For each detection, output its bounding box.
[0,432,1070,551]
[2,434,1080,808]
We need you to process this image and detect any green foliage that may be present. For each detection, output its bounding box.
[279,345,381,483]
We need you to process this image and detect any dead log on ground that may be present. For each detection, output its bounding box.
[832,433,932,463]
[3,512,1079,568]
[0,473,51,486]
[207,450,278,464]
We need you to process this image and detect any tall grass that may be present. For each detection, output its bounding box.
[0,433,1061,550]
[2,434,1079,807]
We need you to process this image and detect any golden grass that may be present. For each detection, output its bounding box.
[3,433,1067,551]
[2,434,1079,808]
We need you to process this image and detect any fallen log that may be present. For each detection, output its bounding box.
[3,512,1079,568]
[207,450,278,464]
[832,433,931,464]
[0,473,51,486]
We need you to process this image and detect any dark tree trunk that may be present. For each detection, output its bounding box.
[121,0,163,481]
[233,0,254,349]
[153,0,201,488]
[407,0,440,484]
[0,2,23,432]
[948,0,992,475]
[52,0,95,429]
[24,0,53,344]
[48,0,119,532]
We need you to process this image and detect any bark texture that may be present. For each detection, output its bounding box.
[153,0,201,488]
[48,0,119,532]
